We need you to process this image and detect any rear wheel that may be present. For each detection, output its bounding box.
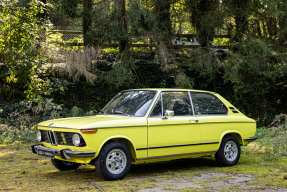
[51,159,80,171]
[215,135,241,166]
[95,141,131,181]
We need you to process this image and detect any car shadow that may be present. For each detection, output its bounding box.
[129,157,218,178]
[41,157,218,182]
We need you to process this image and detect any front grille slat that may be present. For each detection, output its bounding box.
[47,130,57,146]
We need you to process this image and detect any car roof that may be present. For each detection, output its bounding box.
[126,88,215,94]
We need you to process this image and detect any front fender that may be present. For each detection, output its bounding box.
[95,135,137,158]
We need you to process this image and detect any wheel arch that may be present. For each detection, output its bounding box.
[97,136,137,162]
[219,131,244,146]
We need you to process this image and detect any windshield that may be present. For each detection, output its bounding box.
[99,90,157,117]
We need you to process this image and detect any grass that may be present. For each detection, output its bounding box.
[0,143,287,191]
[1,125,287,191]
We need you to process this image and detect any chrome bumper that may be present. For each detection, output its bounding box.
[244,136,258,142]
[31,144,96,160]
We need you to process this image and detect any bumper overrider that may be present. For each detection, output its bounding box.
[31,144,96,160]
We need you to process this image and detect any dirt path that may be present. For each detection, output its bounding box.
[1,144,287,191]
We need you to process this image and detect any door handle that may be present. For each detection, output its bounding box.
[189,119,199,123]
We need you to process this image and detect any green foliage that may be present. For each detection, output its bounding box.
[175,73,193,89]
[128,0,155,34]
[61,0,80,18]
[2,0,287,146]
[255,125,287,157]
[0,126,38,144]
[0,0,52,103]
[223,36,287,124]
[0,97,98,144]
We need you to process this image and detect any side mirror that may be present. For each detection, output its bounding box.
[162,110,174,119]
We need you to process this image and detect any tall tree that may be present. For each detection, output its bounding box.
[60,0,92,46]
[83,0,92,46]
[186,0,221,48]
[278,0,287,47]
[232,0,250,42]
[197,0,217,48]
[152,0,173,43]
[114,0,128,52]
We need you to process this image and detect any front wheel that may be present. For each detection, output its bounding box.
[215,135,241,166]
[51,159,80,171]
[95,141,131,181]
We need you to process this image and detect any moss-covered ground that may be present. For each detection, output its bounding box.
[1,143,287,191]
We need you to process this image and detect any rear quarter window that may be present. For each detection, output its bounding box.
[190,92,228,115]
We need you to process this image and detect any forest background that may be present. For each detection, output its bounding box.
[1,0,287,144]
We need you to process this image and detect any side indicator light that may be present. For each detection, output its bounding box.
[81,129,98,134]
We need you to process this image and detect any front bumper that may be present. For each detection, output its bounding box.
[31,144,96,160]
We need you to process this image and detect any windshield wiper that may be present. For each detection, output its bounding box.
[114,110,131,117]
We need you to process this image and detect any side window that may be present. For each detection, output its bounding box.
[190,92,228,115]
[150,97,162,117]
[162,92,193,116]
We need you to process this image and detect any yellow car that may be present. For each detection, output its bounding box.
[31,89,257,180]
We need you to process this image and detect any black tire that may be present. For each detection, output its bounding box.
[95,141,132,181]
[51,159,80,171]
[215,135,241,166]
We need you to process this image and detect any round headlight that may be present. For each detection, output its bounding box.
[37,130,42,142]
[72,134,81,146]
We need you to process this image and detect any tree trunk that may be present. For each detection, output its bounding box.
[256,20,262,39]
[114,0,128,53]
[153,0,172,44]
[278,0,287,47]
[197,0,216,49]
[83,0,92,46]
[233,0,250,42]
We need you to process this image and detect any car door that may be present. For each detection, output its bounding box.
[147,91,200,158]
[189,92,230,152]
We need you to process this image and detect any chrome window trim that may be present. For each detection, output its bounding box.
[160,93,163,117]
[189,91,229,116]
[147,93,162,118]
[188,91,195,116]
[99,90,158,117]
[148,91,194,118]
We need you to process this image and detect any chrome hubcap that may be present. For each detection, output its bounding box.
[224,141,238,162]
[106,149,127,175]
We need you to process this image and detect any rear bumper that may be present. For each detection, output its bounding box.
[31,144,96,160]
[244,136,257,142]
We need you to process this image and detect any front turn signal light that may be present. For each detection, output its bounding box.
[81,129,98,134]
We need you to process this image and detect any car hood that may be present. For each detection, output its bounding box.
[38,115,147,129]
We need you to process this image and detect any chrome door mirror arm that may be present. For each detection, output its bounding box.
[162,110,174,119]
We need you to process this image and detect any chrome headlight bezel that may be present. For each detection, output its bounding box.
[72,134,85,147]
[37,130,42,142]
